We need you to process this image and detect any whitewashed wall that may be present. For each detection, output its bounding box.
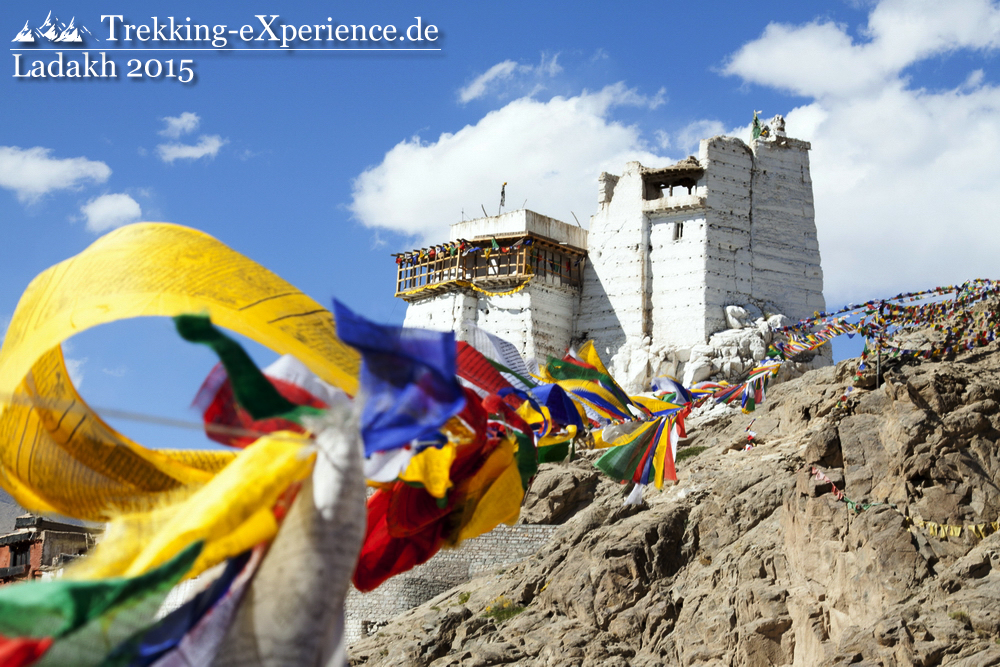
[700,136,755,336]
[648,212,709,349]
[402,292,477,332]
[746,137,825,322]
[402,282,577,365]
[449,210,587,249]
[575,162,648,360]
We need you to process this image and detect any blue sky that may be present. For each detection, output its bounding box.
[3,0,999,448]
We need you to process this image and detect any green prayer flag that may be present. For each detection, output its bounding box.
[174,314,316,421]
[752,111,763,140]
[0,541,202,639]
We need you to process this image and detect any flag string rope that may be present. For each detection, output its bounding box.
[0,392,311,443]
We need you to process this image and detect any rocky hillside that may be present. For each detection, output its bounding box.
[350,347,1000,667]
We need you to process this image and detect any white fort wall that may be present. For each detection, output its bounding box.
[699,135,824,324]
[403,292,477,333]
[648,213,710,350]
[745,137,824,322]
[474,283,578,363]
[576,163,651,356]
[700,136,754,336]
[401,264,579,365]
[449,210,587,249]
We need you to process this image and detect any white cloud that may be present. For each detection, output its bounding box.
[351,83,673,241]
[672,120,727,155]
[725,0,1000,98]
[159,112,200,138]
[102,365,128,378]
[458,53,565,103]
[80,193,142,233]
[538,53,563,77]
[459,61,520,103]
[65,357,87,388]
[157,135,226,163]
[723,0,1000,304]
[964,69,985,89]
[0,146,110,203]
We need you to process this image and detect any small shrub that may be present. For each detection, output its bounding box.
[457,591,471,604]
[430,605,441,612]
[676,446,708,463]
[482,595,526,623]
[950,611,971,625]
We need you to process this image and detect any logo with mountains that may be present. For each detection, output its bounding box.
[12,11,94,44]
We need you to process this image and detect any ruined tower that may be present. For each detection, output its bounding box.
[577,128,825,387]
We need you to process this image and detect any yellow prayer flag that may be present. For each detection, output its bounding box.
[399,443,457,499]
[69,432,314,580]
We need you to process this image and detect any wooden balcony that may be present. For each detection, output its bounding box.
[393,233,586,302]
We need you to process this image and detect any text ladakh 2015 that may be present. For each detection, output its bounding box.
[12,14,439,83]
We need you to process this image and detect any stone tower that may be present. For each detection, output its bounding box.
[576,128,825,388]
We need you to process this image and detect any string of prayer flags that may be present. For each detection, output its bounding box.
[811,467,1000,543]
[651,376,695,405]
[0,222,353,522]
[538,342,645,423]
[0,223,435,661]
[773,279,1000,372]
[352,385,520,591]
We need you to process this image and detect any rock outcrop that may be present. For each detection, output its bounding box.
[610,308,830,394]
[350,344,1000,666]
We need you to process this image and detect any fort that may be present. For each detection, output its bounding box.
[393,118,828,392]
[348,122,831,645]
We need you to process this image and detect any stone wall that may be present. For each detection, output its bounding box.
[525,283,578,362]
[648,212,710,350]
[345,524,558,645]
[40,530,90,567]
[475,289,535,360]
[701,136,755,336]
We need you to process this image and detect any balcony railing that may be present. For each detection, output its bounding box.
[393,234,585,301]
[0,564,27,579]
